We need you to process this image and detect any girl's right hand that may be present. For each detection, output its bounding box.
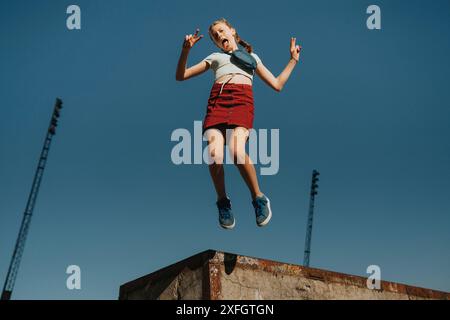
[183,28,203,50]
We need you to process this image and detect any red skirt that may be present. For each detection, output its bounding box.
[202,82,254,134]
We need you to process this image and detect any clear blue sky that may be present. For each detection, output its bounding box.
[1,0,449,299]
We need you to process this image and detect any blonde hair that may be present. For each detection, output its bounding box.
[208,18,253,53]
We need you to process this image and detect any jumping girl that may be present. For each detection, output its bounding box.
[176,18,301,230]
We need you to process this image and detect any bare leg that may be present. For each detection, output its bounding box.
[204,128,227,201]
[227,127,264,200]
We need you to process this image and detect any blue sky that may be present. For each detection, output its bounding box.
[1,0,449,299]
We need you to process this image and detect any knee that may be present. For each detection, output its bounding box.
[208,147,224,164]
[229,145,246,165]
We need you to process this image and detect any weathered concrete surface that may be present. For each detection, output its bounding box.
[119,250,449,300]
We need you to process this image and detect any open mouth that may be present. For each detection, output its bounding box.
[221,38,229,47]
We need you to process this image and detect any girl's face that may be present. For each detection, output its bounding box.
[210,23,237,52]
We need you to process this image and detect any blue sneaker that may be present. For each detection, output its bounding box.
[216,197,235,229]
[252,194,272,227]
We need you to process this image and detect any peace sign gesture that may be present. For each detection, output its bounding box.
[290,37,302,62]
[183,28,204,50]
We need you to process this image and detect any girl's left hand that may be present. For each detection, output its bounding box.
[290,37,302,62]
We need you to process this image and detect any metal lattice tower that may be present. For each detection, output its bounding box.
[303,169,320,267]
[1,98,63,300]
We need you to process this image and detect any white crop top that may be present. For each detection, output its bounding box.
[202,51,262,81]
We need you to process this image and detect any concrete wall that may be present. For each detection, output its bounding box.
[119,250,449,300]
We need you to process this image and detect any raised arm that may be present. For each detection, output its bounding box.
[255,37,302,92]
[176,28,210,81]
